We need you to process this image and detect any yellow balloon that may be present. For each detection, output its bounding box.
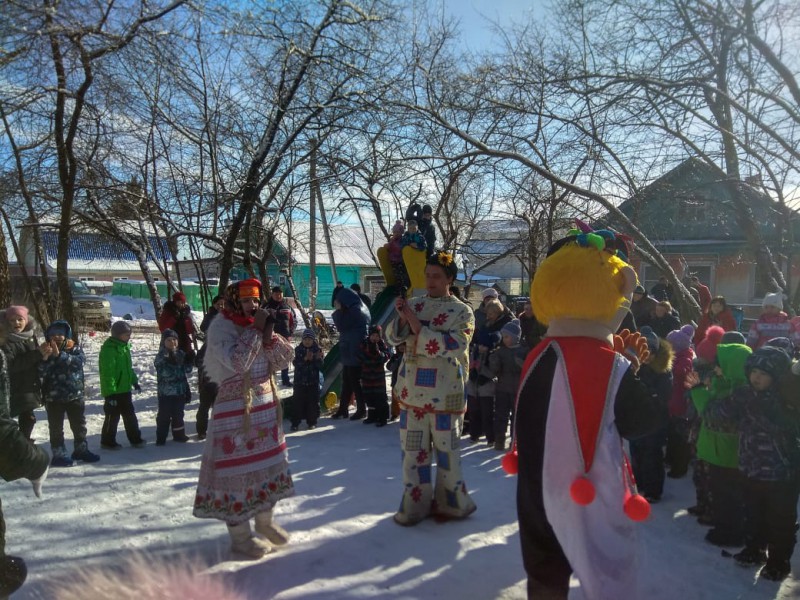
[325,391,338,409]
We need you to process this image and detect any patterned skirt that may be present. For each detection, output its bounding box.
[193,375,295,524]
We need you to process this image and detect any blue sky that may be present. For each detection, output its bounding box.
[441,0,547,50]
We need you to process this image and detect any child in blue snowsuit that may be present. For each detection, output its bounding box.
[39,320,99,466]
[154,329,192,445]
[291,329,323,431]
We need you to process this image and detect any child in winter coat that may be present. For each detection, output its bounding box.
[358,325,391,426]
[154,329,192,445]
[2,306,45,440]
[687,341,752,547]
[400,219,426,253]
[386,342,405,421]
[99,320,145,449]
[466,328,497,445]
[706,346,799,581]
[747,292,799,349]
[628,327,674,502]
[687,325,726,519]
[39,320,99,466]
[291,329,323,431]
[665,324,696,478]
[487,320,528,451]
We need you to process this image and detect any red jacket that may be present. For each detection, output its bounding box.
[158,301,196,355]
[693,308,737,345]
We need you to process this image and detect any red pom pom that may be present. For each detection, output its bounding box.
[501,450,519,474]
[624,493,651,522]
[570,477,596,505]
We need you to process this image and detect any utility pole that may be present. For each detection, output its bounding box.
[309,140,317,311]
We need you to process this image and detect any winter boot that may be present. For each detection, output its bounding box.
[227,521,271,559]
[733,547,768,567]
[172,427,189,443]
[254,510,290,546]
[50,446,74,468]
[363,410,377,425]
[760,559,791,581]
[71,442,100,463]
[0,555,27,597]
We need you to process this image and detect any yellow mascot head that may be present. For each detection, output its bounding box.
[532,227,636,329]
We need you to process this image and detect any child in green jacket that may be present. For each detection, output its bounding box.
[688,342,752,547]
[99,321,145,449]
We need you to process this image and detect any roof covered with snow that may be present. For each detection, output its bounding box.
[274,221,382,267]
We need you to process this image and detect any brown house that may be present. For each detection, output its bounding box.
[603,158,800,316]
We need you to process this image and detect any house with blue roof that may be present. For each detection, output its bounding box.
[19,226,174,282]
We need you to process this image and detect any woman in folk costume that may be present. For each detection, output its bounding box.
[504,226,662,599]
[193,279,295,559]
[385,250,476,526]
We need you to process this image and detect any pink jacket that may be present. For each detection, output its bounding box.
[669,347,695,417]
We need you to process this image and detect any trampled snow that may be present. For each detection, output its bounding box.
[3,297,799,599]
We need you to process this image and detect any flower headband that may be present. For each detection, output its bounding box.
[436,251,453,267]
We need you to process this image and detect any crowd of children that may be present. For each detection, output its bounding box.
[623,289,800,583]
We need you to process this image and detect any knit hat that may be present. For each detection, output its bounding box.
[237,279,261,299]
[369,324,382,336]
[765,337,795,359]
[762,292,783,310]
[422,204,433,215]
[161,328,178,341]
[111,320,132,337]
[634,285,645,295]
[666,324,695,352]
[720,331,746,345]
[695,325,725,364]
[745,346,791,381]
[501,319,522,344]
[638,326,660,353]
[173,292,187,303]
[45,320,71,340]
[5,305,29,324]
[392,220,404,235]
[302,328,316,340]
[482,288,499,300]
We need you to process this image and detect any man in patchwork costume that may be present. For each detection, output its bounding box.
[385,250,476,525]
[505,227,663,599]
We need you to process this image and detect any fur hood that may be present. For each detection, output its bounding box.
[202,314,244,386]
[648,337,674,374]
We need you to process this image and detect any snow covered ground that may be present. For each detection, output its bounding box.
[3,297,800,599]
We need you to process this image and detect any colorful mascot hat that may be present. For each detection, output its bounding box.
[531,220,634,328]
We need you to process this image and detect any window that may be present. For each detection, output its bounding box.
[677,197,706,222]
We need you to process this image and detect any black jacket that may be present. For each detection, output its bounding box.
[2,323,42,417]
[265,298,295,338]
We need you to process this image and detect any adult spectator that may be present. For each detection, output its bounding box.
[630,285,657,330]
[0,328,49,598]
[650,300,681,339]
[331,281,345,308]
[418,205,437,258]
[350,283,372,309]
[265,287,296,387]
[195,295,225,441]
[517,302,547,349]
[331,287,371,420]
[158,292,197,364]
[386,249,476,525]
[691,275,712,314]
[474,288,498,335]
[650,276,674,303]
[694,296,737,345]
